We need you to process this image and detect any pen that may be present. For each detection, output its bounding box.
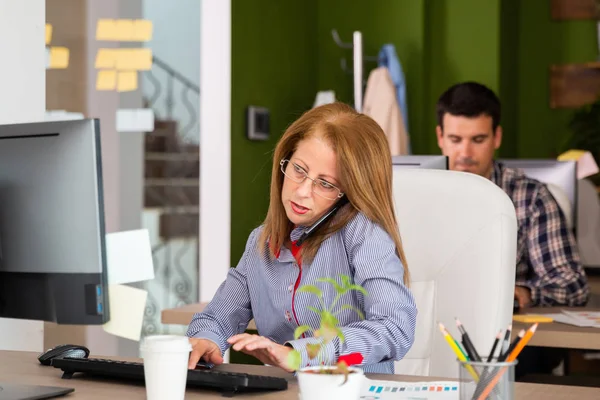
[438,323,479,381]
[499,329,525,362]
[486,330,503,362]
[476,324,538,400]
[455,318,481,361]
[500,324,511,355]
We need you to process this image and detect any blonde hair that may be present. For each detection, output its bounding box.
[258,102,409,283]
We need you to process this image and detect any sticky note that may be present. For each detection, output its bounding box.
[115,19,135,41]
[96,19,119,41]
[106,229,155,284]
[95,49,117,69]
[45,24,52,45]
[96,70,117,90]
[48,47,69,69]
[132,19,153,42]
[512,314,554,323]
[102,284,148,341]
[115,49,152,71]
[117,71,138,92]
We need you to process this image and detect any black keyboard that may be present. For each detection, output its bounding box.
[51,357,288,396]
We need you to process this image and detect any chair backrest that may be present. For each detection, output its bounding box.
[577,178,600,268]
[546,183,573,230]
[392,169,517,378]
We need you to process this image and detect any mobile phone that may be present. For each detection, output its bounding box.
[295,196,349,246]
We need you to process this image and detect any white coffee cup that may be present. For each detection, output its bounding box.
[140,335,192,400]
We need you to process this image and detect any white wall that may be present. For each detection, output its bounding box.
[0,0,46,351]
[199,0,230,302]
[143,0,200,144]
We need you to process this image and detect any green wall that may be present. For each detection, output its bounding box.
[515,0,596,158]
[230,0,598,263]
[230,0,318,262]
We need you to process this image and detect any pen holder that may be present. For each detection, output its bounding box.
[458,359,517,400]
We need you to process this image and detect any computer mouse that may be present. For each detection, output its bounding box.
[38,344,90,366]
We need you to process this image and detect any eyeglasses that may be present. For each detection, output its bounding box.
[280,159,344,201]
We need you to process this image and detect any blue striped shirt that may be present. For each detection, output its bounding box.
[186,212,417,374]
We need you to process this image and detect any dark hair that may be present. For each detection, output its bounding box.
[436,82,501,131]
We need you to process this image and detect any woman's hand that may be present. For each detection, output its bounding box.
[227,334,295,372]
[188,338,224,369]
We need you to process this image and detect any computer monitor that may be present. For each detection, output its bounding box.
[392,155,449,170]
[499,159,577,230]
[0,119,109,325]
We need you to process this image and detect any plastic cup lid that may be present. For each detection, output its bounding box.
[140,335,192,353]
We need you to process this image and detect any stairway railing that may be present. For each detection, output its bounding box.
[141,55,200,336]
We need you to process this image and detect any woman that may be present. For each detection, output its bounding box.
[187,102,416,374]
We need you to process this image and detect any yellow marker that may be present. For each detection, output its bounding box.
[512,314,553,323]
[558,149,586,161]
[117,71,138,92]
[96,70,117,91]
[438,323,479,381]
[132,19,153,42]
[45,24,53,45]
[49,47,69,69]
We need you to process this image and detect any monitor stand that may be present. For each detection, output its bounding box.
[0,382,74,400]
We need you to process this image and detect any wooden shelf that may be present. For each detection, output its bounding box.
[550,63,600,108]
[551,0,600,20]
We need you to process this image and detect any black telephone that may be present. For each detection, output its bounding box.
[295,196,349,246]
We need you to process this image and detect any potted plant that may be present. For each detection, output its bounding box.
[286,274,368,400]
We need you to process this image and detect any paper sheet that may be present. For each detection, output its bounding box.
[96,70,117,90]
[48,47,69,69]
[102,284,148,341]
[558,150,600,179]
[106,229,154,285]
[116,108,155,132]
[362,379,460,399]
[117,71,138,92]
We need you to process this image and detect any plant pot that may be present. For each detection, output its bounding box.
[297,366,364,400]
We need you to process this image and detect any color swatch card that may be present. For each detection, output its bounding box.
[361,380,461,399]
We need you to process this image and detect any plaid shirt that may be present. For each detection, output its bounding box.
[491,162,589,306]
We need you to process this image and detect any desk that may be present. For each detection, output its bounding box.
[162,302,258,330]
[2,351,599,399]
[512,307,600,350]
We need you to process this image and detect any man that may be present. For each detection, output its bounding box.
[435,81,590,378]
[436,81,589,308]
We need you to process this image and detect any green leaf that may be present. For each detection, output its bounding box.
[339,274,352,289]
[307,306,322,316]
[306,343,321,359]
[294,324,312,340]
[297,284,322,299]
[286,349,302,371]
[321,311,339,327]
[348,284,368,297]
[339,304,365,320]
[316,277,344,294]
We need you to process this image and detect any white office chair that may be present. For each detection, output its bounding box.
[577,178,600,268]
[392,169,517,378]
[546,183,574,230]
